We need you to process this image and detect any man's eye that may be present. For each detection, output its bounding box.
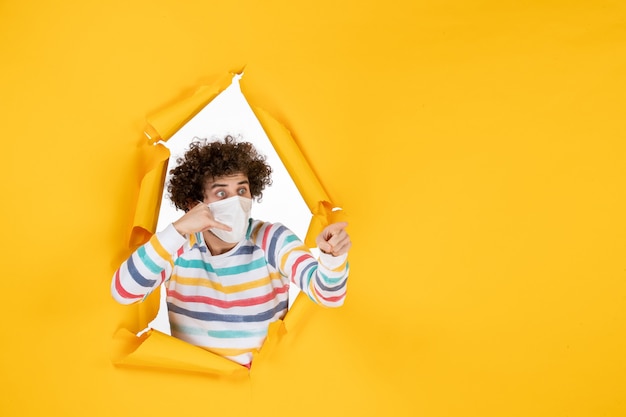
[216,190,226,198]
[238,188,247,195]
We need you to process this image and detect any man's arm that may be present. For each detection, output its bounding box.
[256,222,351,307]
[111,224,186,304]
[112,202,231,304]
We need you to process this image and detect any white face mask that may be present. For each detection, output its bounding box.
[207,196,253,243]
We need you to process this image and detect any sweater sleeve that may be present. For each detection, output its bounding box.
[254,221,349,307]
[111,223,187,305]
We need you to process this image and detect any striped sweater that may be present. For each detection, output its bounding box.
[111,219,349,367]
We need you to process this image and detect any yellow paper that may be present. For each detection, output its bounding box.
[129,143,170,246]
[3,1,626,416]
[112,328,248,376]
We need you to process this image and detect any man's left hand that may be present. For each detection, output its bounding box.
[316,222,352,257]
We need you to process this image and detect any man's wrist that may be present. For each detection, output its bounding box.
[172,221,186,236]
[318,251,348,269]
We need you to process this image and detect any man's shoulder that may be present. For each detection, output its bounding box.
[249,218,289,231]
[247,218,295,243]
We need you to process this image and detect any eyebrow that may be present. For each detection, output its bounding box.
[209,180,249,189]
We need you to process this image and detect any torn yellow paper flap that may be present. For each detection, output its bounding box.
[283,291,313,333]
[250,317,287,372]
[304,201,350,248]
[112,328,247,376]
[145,73,236,143]
[248,105,330,213]
[246,104,347,246]
[129,142,170,247]
[249,296,315,376]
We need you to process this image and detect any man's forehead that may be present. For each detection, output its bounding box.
[205,173,249,186]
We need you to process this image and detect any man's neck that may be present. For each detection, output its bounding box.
[202,231,237,255]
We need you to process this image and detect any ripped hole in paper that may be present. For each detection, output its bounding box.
[146,76,316,336]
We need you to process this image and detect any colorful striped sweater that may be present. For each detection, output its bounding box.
[111,219,349,367]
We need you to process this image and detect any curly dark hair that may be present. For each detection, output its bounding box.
[167,136,272,211]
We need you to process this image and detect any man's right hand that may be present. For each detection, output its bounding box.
[172,202,232,236]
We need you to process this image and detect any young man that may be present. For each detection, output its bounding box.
[111,136,351,368]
